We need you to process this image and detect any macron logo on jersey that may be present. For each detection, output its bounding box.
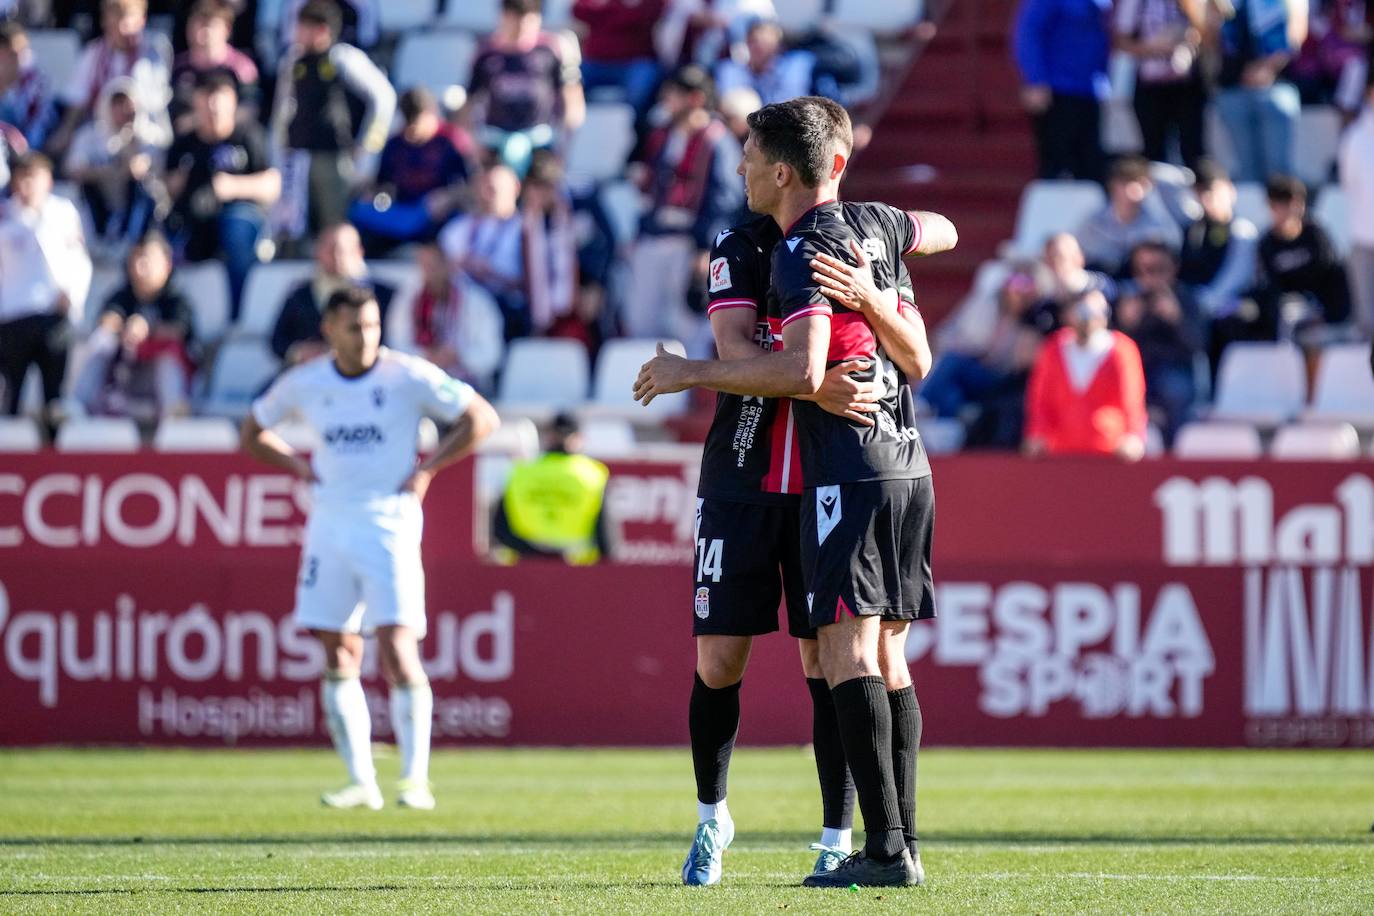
[715,229,732,246]
[786,237,802,252]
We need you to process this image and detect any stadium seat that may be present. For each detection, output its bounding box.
[55,417,141,452]
[583,338,689,421]
[1233,182,1271,231]
[1005,181,1106,259]
[1102,52,1142,154]
[236,261,313,337]
[80,265,125,331]
[496,338,591,421]
[1145,423,1165,457]
[1204,106,1237,175]
[379,0,435,32]
[598,179,644,246]
[1304,343,1374,429]
[934,260,1011,354]
[580,416,636,458]
[831,0,923,34]
[201,339,281,417]
[1173,421,1263,459]
[0,417,43,451]
[1293,106,1342,187]
[173,261,232,343]
[26,30,81,96]
[152,416,240,452]
[566,103,637,189]
[479,415,539,459]
[772,0,825,31]
[441,0,499,31]
[393,30,479,98]
[1209,341,1307,426]
[917,418,965,455]
[1313,186,1349,257]
[1270,422,1361,460]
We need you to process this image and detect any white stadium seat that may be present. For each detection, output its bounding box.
[26,30,81,97]
[567,103,637,188]
[580,417,636,458]
[583,338,689,421]
[479,415,540,459]
[379,0,435,32]
[441,0,499,31]
[934,260,1011,354]
[772,0,825,31]
[598,180,644,246]
[497,338,591,421]
[1270,422,1361,460]
[153,416,240,452]
[201,339,281,418]
[917,418,965,456]
[1209,342,1307,426]
[55,417,141,452]
[237,261,313,337]
[831,0,923,34]
[1005,181,1106,259]
[1294,106,1342,187]
[1304,343,1374,429]
[1313,186,1350,257]
[1233,182,1271,232]
[1145,423,1165,458]
[173,261,232,343]
[0,417,43,451]
[1173,422,1263,459]
[393,30,479,98]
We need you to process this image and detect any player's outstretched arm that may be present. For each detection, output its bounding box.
[401,393,501,502]
[907,211,959,257]
[240,414,317,483]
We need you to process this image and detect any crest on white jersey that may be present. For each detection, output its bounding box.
[708,257,732,292]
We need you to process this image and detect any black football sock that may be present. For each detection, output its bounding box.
[807,676,855,831]
[829,675,905,861]
[689,673,741,807]
[888,685,922,856]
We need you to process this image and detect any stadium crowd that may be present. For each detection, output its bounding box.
[929,0,1374,456]
[0,0,903,437]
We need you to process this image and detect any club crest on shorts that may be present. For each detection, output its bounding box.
[694,587,711,619]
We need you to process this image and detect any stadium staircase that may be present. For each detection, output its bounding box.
[844,0,1034,329]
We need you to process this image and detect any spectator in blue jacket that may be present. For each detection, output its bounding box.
[1014,0,1112,182]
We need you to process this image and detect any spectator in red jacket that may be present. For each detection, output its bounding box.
[1024,289,1148,460]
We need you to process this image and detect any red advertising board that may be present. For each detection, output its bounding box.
[1,453,1372,748]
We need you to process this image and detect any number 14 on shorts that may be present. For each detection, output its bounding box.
[696,538,723,583]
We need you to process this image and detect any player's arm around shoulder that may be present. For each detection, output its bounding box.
[905,210,959,257]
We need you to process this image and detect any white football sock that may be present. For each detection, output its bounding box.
[698,799,731,825]
[322,674,376,786]
[820,826,852,851]
[389,680,433,783]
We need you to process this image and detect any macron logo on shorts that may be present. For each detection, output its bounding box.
[816,486,841,545]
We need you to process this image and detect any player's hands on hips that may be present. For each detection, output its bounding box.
[811,240,891,316]
[633,343,692,406]
[290,455,319,484]
[815,358,879,426]
[400,467,434,503]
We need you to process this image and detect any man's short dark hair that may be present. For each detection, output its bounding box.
[525,148,564,187]
[1108,155,1151,185]
[132,228,173,259]
[1129,239,1177,267]
[190,0,236,24]
[195,67,239,96]
[298,0,342,35]
[0,20,27,51]
[323,285,378,316]
[665,64,714,107]
[1266,174,1307,205]
[502,0,541,16]
[399,86,437,123]
[10,150,52,176]
[745,97,849,188]
[1192,158,1230,190]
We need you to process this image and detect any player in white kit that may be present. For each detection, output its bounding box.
[241,286,499,810]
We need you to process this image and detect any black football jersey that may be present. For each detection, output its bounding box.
[697,214,803,505]
[769,200,932,487]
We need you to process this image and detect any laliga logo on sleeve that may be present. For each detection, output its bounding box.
[695,587,711,619]
[708,257,732,293]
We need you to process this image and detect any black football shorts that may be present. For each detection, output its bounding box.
[691,498,814,639]
[800,476,936,630]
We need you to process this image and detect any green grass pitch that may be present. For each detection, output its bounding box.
[2,747,1372,914]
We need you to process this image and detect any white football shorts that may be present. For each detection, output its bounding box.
[293,495,428,638]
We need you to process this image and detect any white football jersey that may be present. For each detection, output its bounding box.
[252,349,473,508]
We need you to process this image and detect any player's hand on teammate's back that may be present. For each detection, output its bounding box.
[815,359,879,427]
[810,240,890,316]
[399,468,435,503]
[633,343,691,406]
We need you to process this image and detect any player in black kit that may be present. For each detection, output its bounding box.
[682,211,917,885]
[635,96,955,888]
